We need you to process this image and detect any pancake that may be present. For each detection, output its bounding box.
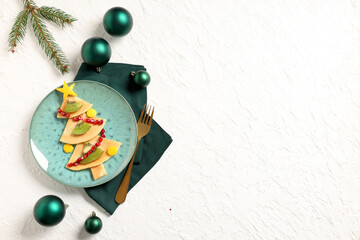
[60,114,106,144]
[66,136,121,171]
[57,96,93,119]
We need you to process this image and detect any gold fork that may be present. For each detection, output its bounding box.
[115,104,154,204]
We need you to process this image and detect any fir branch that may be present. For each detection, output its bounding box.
[30,11,69,74]
[8,8,30,53]
[37,6,77,27]
[9,0,76,74]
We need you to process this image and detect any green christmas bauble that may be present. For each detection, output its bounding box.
[81,37,111,68]
[33,195,66,227]
[133,70,151,87]
[103,7,133,37]
[84,215,103,234]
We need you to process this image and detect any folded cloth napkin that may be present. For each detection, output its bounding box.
[74,63,172,214]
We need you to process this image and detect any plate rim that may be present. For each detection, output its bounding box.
[29,80,138,188]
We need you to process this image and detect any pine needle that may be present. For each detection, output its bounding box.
[37,6,77,27]
[8,8,30,53]
[30,11,70,74]
[21,0,36,8]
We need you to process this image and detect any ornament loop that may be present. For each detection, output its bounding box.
[130,71,136,77]
[90,211,96,217]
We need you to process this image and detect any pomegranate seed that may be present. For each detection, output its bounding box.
[57,108,62,113]
[61,112,66,116]
[85,119,90,123]
[99,120,104,125]
[73,117,78,121]
[78,116,83,120]
[66,114,70,118]
[98,137,103,142]
[101,129,105,134]
[101,134,105,138]
[91,146,96,151]
[76,157,81,162]
[74,162,78,166]
[95,142,100,147]
[87,150,93,154]
[96,120,100,124]
[67,163,73,167]
[90,119,95,123]
[80,157,84,161]
[84,153,88,158]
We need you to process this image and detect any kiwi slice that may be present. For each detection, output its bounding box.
[80,147,104,164]
[72,122,91,135]
[64,101,83,113]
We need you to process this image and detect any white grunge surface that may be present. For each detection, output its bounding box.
[1,0,360,239]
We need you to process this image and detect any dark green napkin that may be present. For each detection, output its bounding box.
[74,63,172,215]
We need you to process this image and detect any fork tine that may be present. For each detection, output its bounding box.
[144,105,151,124]
[138,104,146,123]
[142,105,149,123]
[148,106,154,126]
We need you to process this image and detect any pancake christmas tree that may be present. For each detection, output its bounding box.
[56,82,121,180]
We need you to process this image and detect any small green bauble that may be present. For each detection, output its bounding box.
[103,7,133,37]
[133,70,151,87]
[81,37,111,68]
[33,195,66,227]
[84,212,103,234]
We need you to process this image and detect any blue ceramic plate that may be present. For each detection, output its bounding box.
[29,80,137,188]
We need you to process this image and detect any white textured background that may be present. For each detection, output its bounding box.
[1,0,360,239]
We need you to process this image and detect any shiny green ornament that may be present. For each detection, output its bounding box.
[81,37,111,68]
[103,7,133,37]
[132,70,151,87]
[33,195,67,227]
[84,212,102,234]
